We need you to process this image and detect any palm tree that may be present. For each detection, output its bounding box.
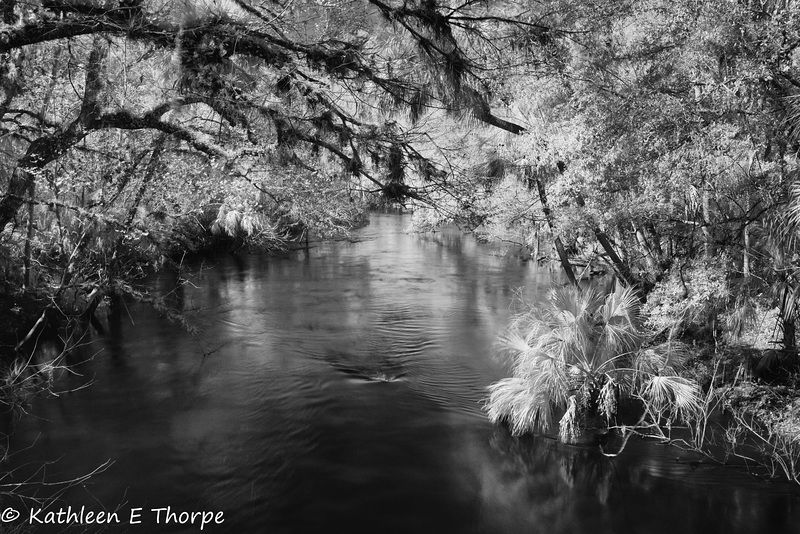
[486,283,702,442]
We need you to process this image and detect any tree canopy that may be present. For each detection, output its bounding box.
[0,0,534,227]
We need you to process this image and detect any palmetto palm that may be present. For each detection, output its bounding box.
[487,284,701,441]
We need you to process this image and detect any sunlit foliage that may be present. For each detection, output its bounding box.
[487,284,702,441]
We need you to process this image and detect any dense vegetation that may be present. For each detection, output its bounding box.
[0,0,532,357]
[3,0,800,477]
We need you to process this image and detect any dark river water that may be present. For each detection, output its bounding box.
[3,213,800,533]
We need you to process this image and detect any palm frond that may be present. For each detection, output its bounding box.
[636,341,690,373]
[486,377,554,435]
[726,296,758,340]
[787,180,800,234]
[596,318,639,365]
[631,348,665,387]
[598,283,642,354]
[494,328,532,367]
[655,341,691,373]
[600,283,641,326]
[529,356,570,407]
[642,376,702,422]
[547,286,601,327]
[514,344,557,376]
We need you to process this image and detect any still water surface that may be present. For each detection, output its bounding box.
[4,213,800,533]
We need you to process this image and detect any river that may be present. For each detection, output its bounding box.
[2,213,800,533]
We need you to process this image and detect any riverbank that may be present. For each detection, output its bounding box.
[0,203,372,364]
[678,341,800,483]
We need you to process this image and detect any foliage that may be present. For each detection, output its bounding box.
[643,257,731,338]
[486,284,702,442]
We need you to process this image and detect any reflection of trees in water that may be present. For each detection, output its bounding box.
[482,427,800,534]
[489,428,614,501]
[416,230,465,251]
[466,428,611,533]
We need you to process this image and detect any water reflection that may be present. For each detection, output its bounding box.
[2,213,800,533]
[477,428,800,534]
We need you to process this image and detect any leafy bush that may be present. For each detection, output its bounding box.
[486,284,702,442]
[643,257,731,338]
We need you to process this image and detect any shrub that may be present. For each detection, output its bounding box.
[643,257,730,338]
[487,283,702,442]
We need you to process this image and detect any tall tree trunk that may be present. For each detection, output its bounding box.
[573,193,637,288]
[633,223,658,273]
[743,191,751,279]
[593,228,636,288]
[125,134,168,226]
[743,222,751,279]
[702,181,712,259]
[530,169,577,287]
[22,180,34,289]
[784,319,796,351]
[646,223,663,259]
[783,289,797,351]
